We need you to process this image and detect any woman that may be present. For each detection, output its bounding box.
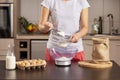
[38,0,90,61]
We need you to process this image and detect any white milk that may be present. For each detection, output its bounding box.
[6,55,16,70]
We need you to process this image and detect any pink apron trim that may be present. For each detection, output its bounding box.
[45,48,84,61]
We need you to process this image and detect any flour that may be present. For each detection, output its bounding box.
[55,57,71,61]
[57,31,65,37]
[58,42,69,47]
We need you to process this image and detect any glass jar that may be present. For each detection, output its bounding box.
[6,44,16,70]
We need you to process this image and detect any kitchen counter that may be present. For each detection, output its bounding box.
[16,34,120,40]
[16,34,49,40]
[0,61,120,80]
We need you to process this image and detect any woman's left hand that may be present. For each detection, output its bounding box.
[69,33,80,43]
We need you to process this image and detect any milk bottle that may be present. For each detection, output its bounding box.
[6,44,16,70]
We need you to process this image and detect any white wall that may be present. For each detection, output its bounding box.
[20,0,120,34]
[103,0,120,34]
[88,0,120,34]
[20,0,42,24]
[88,0,104,34]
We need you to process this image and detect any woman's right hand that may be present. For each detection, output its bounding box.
[44,22,53,30]
[39,22,53,33]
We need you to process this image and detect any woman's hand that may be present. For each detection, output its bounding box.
[39,22,53,33]
[69,33,81,43]
[44,22,53,30]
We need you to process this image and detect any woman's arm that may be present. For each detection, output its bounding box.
[38,6,53,33]
[70,8,89,43]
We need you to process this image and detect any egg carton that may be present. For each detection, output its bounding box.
[16,59,47,70]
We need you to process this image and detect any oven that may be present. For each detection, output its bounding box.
[0,0,13,38]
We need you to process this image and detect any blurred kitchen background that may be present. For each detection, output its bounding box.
[0,0,120,66]
[20,0,120,34]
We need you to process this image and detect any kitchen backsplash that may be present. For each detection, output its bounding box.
[20,0,120,35]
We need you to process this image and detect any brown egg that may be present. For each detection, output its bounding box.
[16,62,21,65]
[33,59,37,62]
[21,62,26,67]
[28,60,32,64]
[38,59,42,61]
[31,61,36,66]
[42,60,46,64]
[25,62,30,66]
[23,60,28,62]
[36,60,42,64]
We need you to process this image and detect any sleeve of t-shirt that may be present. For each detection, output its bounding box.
[41,0,52,10]
[81,0,90,9]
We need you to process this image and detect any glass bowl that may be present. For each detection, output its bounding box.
[48,47,78,66]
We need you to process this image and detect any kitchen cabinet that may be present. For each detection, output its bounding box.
[31,40,47,59]
[15,34,49,60]
[0,0,20,60]
[0,39,14,60]
[14,39,30,60]
[83,39,93,60]
[110,40,120,65]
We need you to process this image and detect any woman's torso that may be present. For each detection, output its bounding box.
[41,0,90,51]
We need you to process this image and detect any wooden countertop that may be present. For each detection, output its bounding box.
[16,34,120,40]
[16,34,49,40]
[0,61,120,80]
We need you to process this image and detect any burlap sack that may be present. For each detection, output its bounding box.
[92,37,110,63]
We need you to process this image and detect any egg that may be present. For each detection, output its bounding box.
[25,62,30,66]
[21,62,26,67]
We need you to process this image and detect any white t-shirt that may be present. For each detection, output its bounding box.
[41,0,90,52]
